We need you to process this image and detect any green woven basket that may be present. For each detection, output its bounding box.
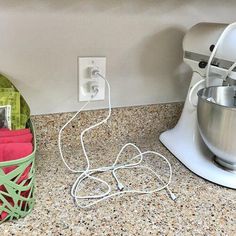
[0,75,36,223]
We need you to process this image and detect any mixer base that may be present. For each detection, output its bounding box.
[160,129,236,189]
[159,72,236,189]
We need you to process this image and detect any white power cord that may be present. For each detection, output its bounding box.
[58,72,176,209]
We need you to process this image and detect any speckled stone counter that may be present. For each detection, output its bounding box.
[0,103,236,236]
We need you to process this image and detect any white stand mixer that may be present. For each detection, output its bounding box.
[160,22,236,189]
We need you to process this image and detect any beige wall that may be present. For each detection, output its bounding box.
[0,0,235,115]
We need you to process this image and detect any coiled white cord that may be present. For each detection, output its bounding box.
[58,72,176,209]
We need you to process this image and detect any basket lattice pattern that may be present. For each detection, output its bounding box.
[0,155,35,223]
[0,75,36,223]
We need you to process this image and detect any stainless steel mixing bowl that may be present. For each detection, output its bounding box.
[197,86,236,171]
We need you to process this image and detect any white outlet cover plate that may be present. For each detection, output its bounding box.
[78,57,106,101]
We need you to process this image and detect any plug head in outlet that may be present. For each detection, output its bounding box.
[78,57,106,101]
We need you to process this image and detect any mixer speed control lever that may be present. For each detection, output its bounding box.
[198,61,208,69]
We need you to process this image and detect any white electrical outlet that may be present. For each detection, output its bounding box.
[78,57,106,101]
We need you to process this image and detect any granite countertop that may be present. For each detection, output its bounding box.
[0,104,235,235]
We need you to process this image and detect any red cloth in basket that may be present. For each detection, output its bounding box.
[0,128,30,137]
[0,133,32,144]
[0,128,33,221]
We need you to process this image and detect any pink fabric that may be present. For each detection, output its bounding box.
[0,133,33,144]
[0,129,33,221]
[0,128,30,137]
[0,143,33,164]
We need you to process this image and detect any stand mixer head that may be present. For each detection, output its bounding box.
[160,22,236,188]
[185,22,236,171]
[183,22,236,82]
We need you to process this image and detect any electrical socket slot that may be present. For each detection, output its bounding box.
[78,57,106,101]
